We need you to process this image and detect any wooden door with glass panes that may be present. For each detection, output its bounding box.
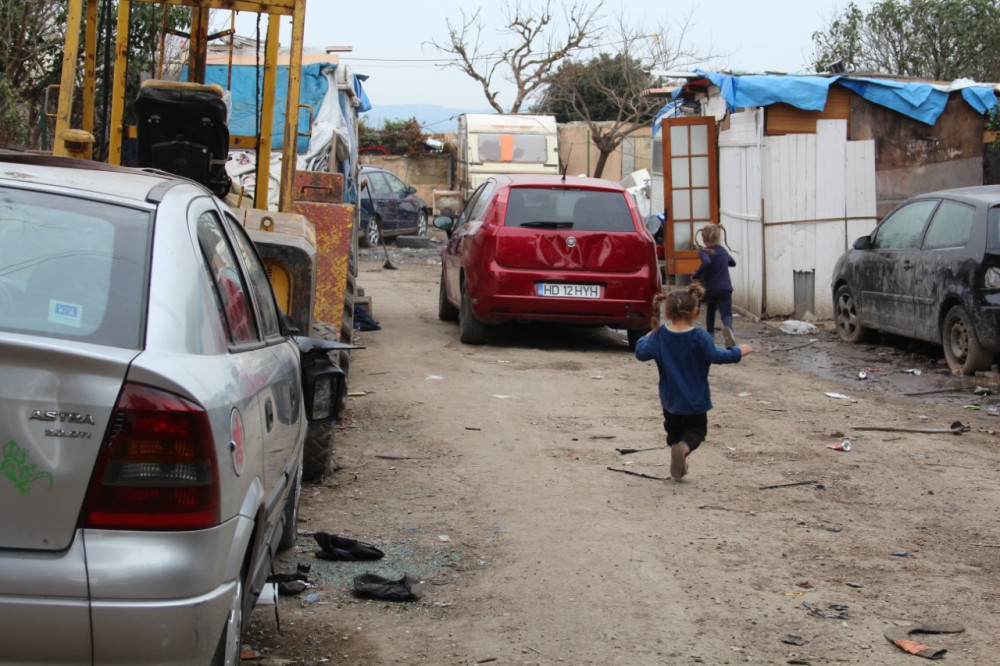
[662,117,718,276]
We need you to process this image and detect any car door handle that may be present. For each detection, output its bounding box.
[265,399,274,431]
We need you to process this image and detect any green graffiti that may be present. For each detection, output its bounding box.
[2,440,54,495]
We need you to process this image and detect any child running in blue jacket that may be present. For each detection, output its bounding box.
[634,283,754,480]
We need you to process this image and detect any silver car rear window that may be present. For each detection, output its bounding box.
[504,188,635,232]
[0,187,150,349]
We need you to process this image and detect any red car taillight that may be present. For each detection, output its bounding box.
[82,383,221,531]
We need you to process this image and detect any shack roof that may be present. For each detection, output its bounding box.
[660,71,998,126]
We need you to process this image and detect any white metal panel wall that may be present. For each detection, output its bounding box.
[814,120,849,319]
[718,110,763,317]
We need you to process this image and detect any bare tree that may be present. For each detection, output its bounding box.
[537,11,713,178]
[429,0,603,113]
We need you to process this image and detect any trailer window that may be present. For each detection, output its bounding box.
[477,134,548,163]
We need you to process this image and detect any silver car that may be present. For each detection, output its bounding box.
[0,152,343,664]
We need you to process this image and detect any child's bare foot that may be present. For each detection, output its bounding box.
[671,442,689,480]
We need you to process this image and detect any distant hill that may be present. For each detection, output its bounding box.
[360,104,496,134]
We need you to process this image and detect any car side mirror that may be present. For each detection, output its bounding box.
[433,215,455,237]
[406,186,417,195]
[853,236,872,250]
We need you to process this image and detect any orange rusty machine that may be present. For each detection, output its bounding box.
[50,0,360,481]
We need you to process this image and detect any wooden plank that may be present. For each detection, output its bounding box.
[814,120,848,318]
[846,139,878,243]
[764,86,852,136]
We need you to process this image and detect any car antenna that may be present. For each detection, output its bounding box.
[560,145,571,182]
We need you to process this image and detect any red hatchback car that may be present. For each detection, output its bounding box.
[434,174,662,348]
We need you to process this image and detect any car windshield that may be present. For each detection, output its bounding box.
[0,187,150,348]
[504,188,635,232]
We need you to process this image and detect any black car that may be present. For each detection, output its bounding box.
[358,166,428,247]
[832,185,1000,375]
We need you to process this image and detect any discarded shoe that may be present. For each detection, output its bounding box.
[313,532,385,561]
[722,326,737,348]
[670,443,687,480]
[353,573,421,601]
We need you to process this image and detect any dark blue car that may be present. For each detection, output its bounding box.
[359,166,428,247]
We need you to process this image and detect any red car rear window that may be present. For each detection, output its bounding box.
[504,188,635,232]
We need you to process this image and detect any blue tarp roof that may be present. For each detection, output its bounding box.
[183,62,371,152]
[673,71,998,126]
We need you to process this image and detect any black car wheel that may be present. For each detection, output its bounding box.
[942,305,993,375]
[359,215,381,248]
[459,284,487,344]
[438,269,459,322]
[834,285,868,343]
[417,211,428,236]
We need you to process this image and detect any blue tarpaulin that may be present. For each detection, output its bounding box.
[678,71,998,126]
[183,62,370,152]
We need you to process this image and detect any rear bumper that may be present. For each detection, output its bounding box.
[0,517,250,664]
[469,265,658,330]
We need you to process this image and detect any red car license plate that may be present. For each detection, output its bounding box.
[536,283,601,298]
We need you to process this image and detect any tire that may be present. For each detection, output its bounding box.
[627,328,647,351]
[834,284,868,343]
[416,211,428,236]
[438,270,459,322]
[459,284,487,344]
[277,461,302,550]
[210,577,244,666]
[359,215,380,248]
[302,423,333,483]
[941,305,993,375]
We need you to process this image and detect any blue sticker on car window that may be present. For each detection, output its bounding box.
[2,440,54,495]
[48,300,83,328]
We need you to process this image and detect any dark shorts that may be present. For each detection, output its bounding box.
[662,411,708,453]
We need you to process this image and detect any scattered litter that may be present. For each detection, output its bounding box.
[902,368,923,375]
[827,526,843,533]
[885,623,965,659]
[313,533,385,561]
[465,426,481,431]
[490,394,511,399]
[304,593,322,603]
[591,375,604,379]
[607,466,670,481]
[803,602,849,619]
[846,582,864,588]
[781,635,805,646]
[759,479,820,490]
[353,573,422,601]
[858,370,868,380]
[826,392,849,400]
[779,320,818,335]
[616,444,667,455]
[347,391,367,397]
[974,386,993,396]
[590,434,617,440]
[827,440,852,452]
[425,375,443,380]
[856,421,969,435]
[964,405,981,410]
[892,550,910,557]
[438,535,451,542]
[738,392,751,397]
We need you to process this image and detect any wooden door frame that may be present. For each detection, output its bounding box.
[662,117,719,275]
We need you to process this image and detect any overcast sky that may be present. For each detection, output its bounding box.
[235,0,857,110]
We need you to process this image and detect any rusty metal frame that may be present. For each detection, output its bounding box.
[52,0,306,212]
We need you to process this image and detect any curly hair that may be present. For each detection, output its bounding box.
[651,283,705,328]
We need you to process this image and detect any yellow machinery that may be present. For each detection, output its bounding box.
[50,0,359,481]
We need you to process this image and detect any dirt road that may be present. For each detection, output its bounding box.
[245,237,1000,665]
